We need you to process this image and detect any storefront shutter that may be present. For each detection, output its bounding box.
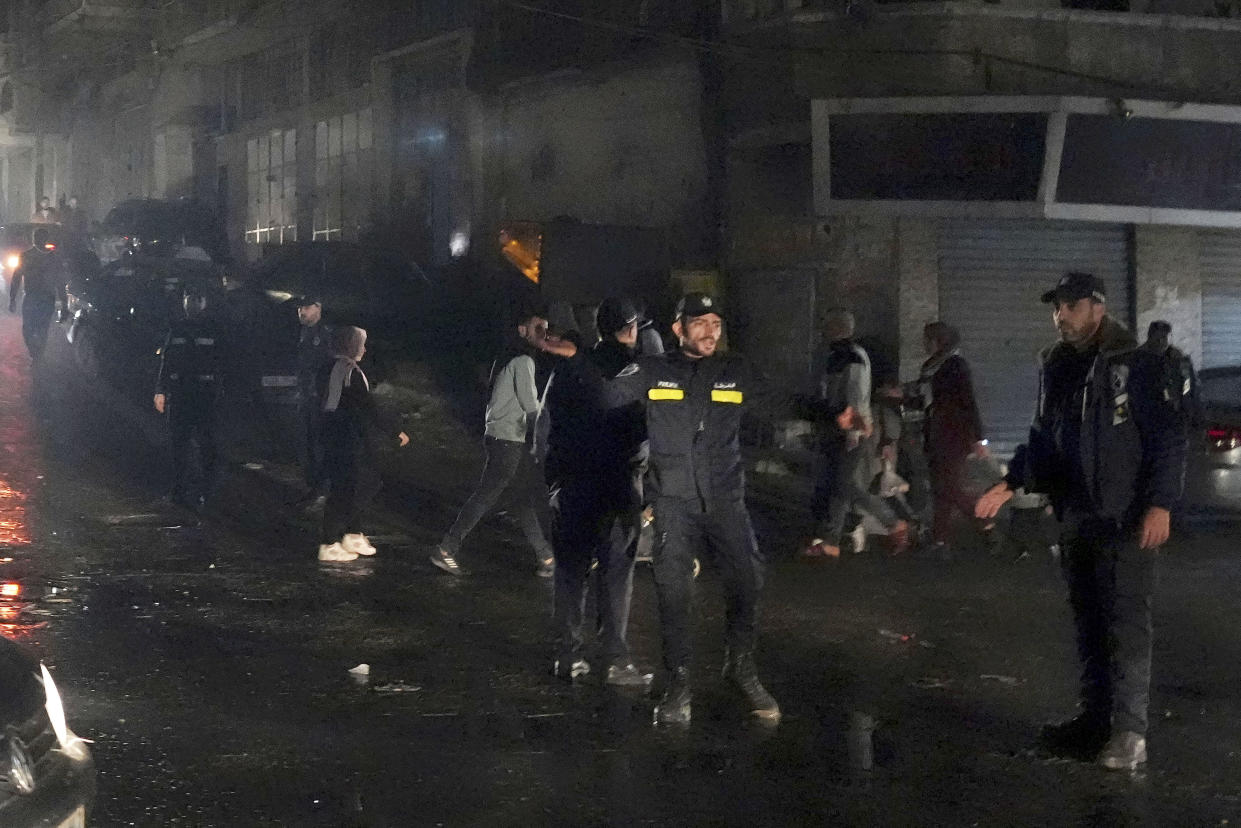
[1200,230,1241,369]
[938,220,1131,457]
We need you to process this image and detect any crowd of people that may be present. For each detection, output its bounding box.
[4,216,1201,764]
[410,271,1194,766]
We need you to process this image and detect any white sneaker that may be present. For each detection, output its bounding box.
[849,524,867,554]
[318,542,358,562]
[342,533,377,557]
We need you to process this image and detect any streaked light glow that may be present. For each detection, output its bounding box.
[0,582,20,598]
[499,223,542,284]
[449,230,470,258]
[41,664,90,761]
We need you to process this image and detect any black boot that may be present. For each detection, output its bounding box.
[723,649,781,723]
[1037,711,1110,760]
[653,666,692,726]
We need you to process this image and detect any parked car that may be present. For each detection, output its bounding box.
[241,241,433,339]
[220,242,437,461]
[96,199,229,265]
[1185,365,1241,512]
[0,634,95,826]
[64,254,226,397]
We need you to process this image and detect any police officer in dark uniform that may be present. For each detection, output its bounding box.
[1141,320,1202,428]
[7,227,65,360]
[977,272,1186,771]
[295,294,334,510]
[545,297,652,687]
[542,292,781,725]
[154,285,225,510]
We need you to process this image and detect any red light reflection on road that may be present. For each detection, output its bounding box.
[0,478,29,546]
[0,317,39,548]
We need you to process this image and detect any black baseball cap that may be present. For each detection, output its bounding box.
[596,296,640,336]
[676,292,723,320]
[1041,272,1106,305]
[297,293,322,307]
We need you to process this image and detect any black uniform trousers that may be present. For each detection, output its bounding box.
[652,497,765,671]
[298,391,327,493]
[1060,511,1156,736]
[21,295,55,360]
[168,391,218,503]
[442,437,552,561]
[551,470,640,666]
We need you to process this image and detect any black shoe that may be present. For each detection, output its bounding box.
[1038,713,1110,760]
[722,649,781,723]
[552,657,590,683]
[605,663,653,688]
[653,666,692,725]
[430,547,463,576]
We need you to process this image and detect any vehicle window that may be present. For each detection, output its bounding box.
[1200,372,1241,408]
[257,249,315,299]
[1,226,31,247]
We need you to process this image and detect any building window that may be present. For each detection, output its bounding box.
[230,46,303,124]
[313,108,374,241]
[245,128,297,247]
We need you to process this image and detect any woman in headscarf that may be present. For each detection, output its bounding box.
[919,321,987,555]
[318,326,409,562]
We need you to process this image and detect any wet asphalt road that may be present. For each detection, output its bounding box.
[2,315,1241,826]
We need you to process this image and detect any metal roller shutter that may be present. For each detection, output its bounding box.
[938,220,1131,457]
[1200,230,1241,369]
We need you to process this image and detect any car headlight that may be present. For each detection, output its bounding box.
[40,663,90,761]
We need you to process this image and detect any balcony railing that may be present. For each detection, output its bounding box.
[155,0,259,46]
[38,0,161,37]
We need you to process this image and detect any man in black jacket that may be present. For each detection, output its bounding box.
[543,292,780,725]
[154,285,225,511]
[7,227,65,360]
[545,297,651,686]
[295,294,334,511]
[1141,320,1202,429]
[977,272,1186,771]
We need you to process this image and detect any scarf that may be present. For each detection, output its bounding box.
[322,326,369,412]
[917,347,960,410]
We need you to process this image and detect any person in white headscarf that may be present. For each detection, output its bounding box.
[317,326,409,562]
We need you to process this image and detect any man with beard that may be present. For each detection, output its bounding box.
[542,292,781,725]
[431,306,556,577]
[976,272,1186,771]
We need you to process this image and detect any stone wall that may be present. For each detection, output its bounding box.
[492,55,712,267]
[1134,224,1203,362]
[896,218,939,381]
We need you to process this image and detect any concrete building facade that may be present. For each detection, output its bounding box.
[0,0,719,288]
[721,0,1241,446]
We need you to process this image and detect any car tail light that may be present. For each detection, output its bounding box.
[1207,425,1241,452]
[0,582,20,598]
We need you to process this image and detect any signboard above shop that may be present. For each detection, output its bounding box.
[813,97,1241,228]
